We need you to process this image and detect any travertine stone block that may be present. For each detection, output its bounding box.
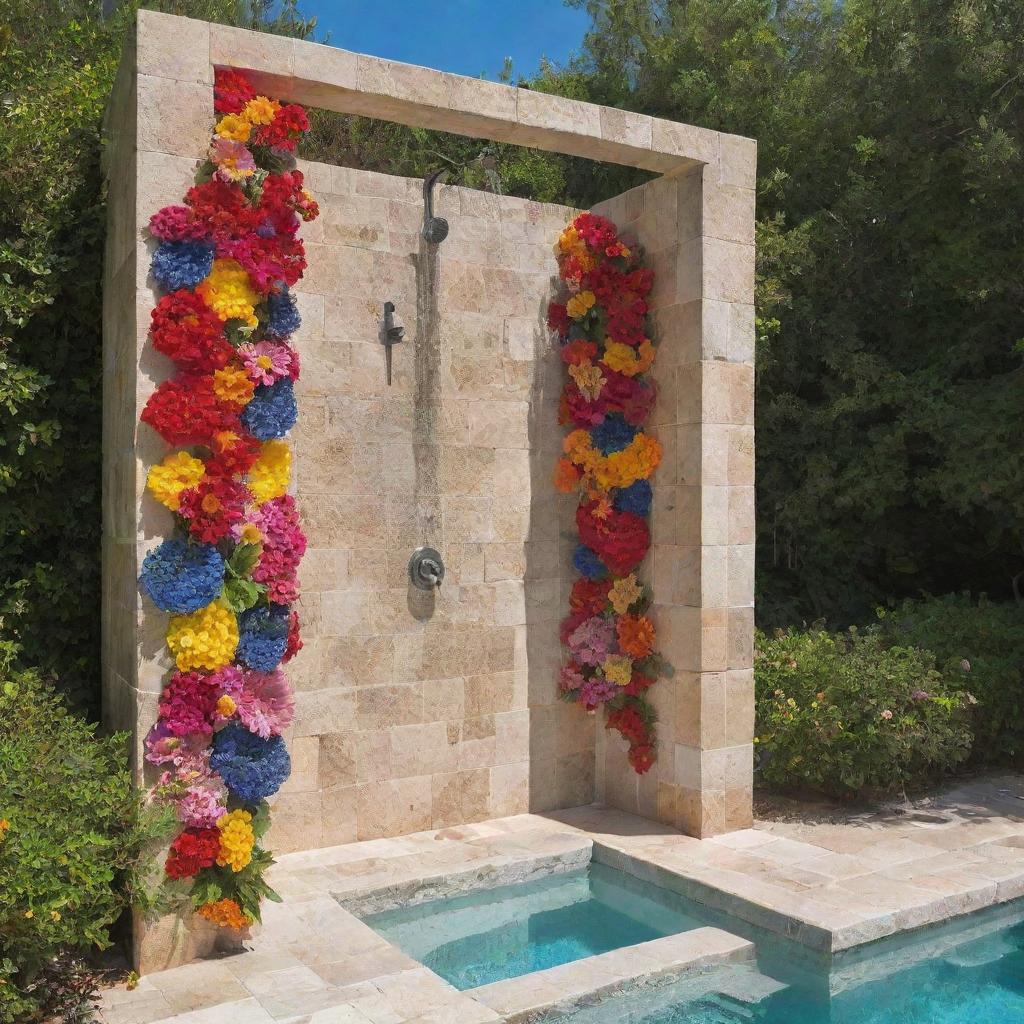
[136,75,210,157]
[135,10,211,84]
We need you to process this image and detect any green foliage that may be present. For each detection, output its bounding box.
[0,651,174,1023]
[877,595,1024,765]
[552,0,1024,625]
[0,0,318,713]
[754,626,974,797]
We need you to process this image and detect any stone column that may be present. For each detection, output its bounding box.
[594,138,756,838]
[102,12,223,970]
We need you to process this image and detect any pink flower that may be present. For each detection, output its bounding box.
[235,669,295,738]
[239,341,295,386]
[559,664,586,693]
[178,782,229,828]
[144,723,208,766]
[149,204,206,241]
[250,495,306,603]
[567,616,615,667]
[209,138,256,182]
[881,709,893,720]
[579,677,618,710]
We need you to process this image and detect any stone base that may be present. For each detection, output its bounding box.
[132,909,248,974]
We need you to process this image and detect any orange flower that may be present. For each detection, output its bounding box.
[554,458,582,493]
[196,898,251,930]
[617,614,655,658]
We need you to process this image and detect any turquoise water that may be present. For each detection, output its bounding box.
[364,862,709,990]
[557,898,1024,1023]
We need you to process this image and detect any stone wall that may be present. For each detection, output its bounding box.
[272,163,595,850]
[593,167,756,837]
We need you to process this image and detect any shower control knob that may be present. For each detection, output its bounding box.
[409,547,445,590]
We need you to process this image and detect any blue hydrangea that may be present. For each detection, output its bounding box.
[139,539,224,613]
[573,545,607,580]
[241,378,297,441]
[211,722,291,802]
[150,241,215,291]
[613,479,652,517]
[237,604,290,671]
[265,288,302,339]
[591,414,636,455]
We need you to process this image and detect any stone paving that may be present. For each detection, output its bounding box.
[99,775,1024,1023]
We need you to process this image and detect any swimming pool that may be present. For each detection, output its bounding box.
[551,896,1024,1023]
[364,861,712,990]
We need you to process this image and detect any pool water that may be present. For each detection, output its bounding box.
[557,898,1024,1023]
[364,862,710,990]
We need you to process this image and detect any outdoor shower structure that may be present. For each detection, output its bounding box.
[102,11,755,967]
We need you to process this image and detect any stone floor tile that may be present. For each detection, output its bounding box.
[99,991,175,1024]
[243,965,331,1000]
[148,998,276,1024]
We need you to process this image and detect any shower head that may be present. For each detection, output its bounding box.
[422,168,450,244]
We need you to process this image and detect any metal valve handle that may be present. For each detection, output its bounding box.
[409,546,445,590]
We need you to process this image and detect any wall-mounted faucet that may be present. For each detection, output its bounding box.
[381,301,404,386]
[422,169,450,244]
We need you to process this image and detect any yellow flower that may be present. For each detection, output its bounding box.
[601,339,655,378]
[147,451,206,512]
[212,366,256,408]
[568,361,606,401]
[602,654,634,687]
[197,259,259,327]
[596,433,662,490]
[247,439,291,504]
[217,809,255,872]
[239,523,263,546]
[167,600,238,672]
[24,910,33,919]
[566,290,596,320]
[242,96,280,126]
[50,911,61,922]
[215,114,251,142]
[608,574,644,615]
[216,694,237,718]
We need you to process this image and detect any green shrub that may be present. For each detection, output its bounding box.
[0,652,168,1023]
[878,595,1024,766]
[754,627,974,798]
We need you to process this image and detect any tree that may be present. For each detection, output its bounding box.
[550,0,1024,624]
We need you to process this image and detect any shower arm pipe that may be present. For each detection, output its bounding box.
[422,168,450,242]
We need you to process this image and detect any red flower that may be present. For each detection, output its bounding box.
[150,291,234,373]
[547,302,569,336]
[214,68,256,115]
[178,476,250,543]
[207,430,262,477]
[217,233,307,293]
[560,339,598,366]
[569,578,612,617]
[253,104,309,150]
[560,382,607,427]
[282,610,303,662]
[165,827,221,880]
[142,375,240,447]
[158,670,221,737]
[573,213,618,252]
[623,671,655,697]
[628,743,656,774]
[186,179,260,244]
[576,503,650,576]
[602,371,655,426]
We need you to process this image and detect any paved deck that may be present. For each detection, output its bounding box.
[100,774,1024,1023]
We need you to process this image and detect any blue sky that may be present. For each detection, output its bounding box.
[302,0,591,80]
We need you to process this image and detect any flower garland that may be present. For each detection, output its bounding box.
[550,213,672,774]
[139,68,318,930]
